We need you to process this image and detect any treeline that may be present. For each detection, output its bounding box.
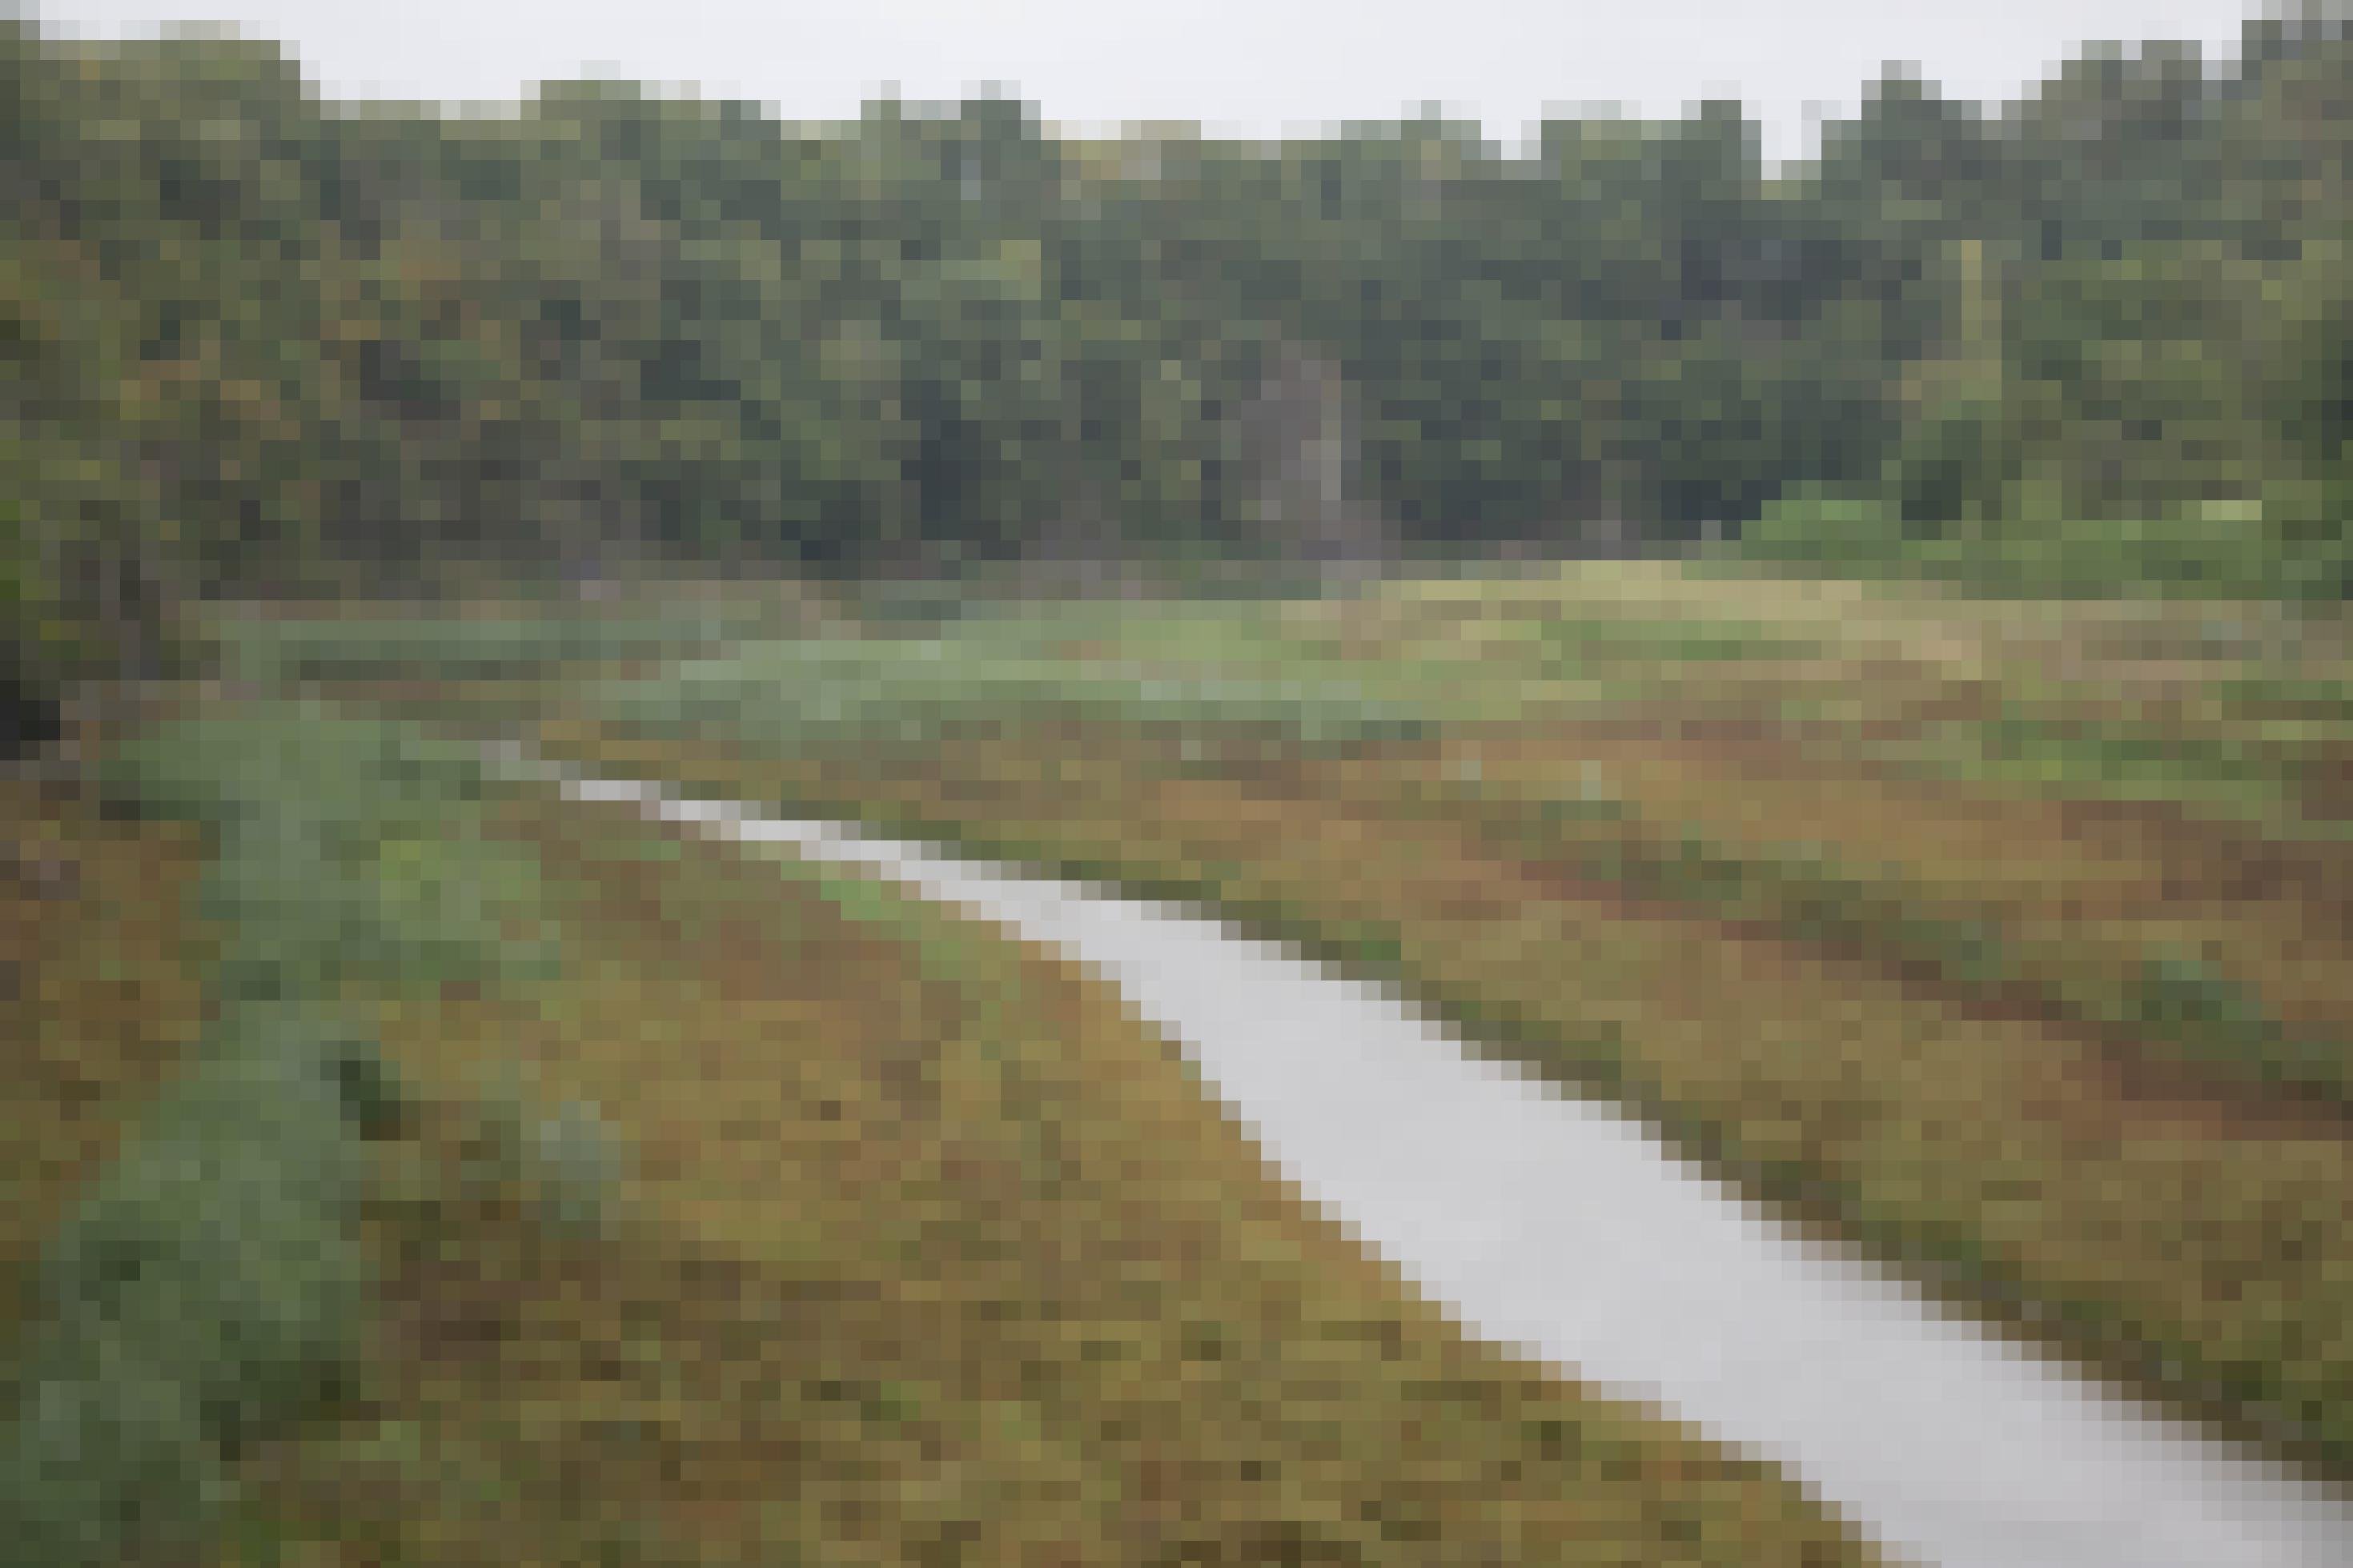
[5,8,2352,700]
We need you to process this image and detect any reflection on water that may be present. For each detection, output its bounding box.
[544,764,2353,1568]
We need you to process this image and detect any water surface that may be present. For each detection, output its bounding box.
[547,766,2353,1568]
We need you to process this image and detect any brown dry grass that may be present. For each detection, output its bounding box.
[528,720,2353,1490]
[0,776,211,1349]
[1338,725,2353,1049]
[179,558,2353,1524]
[219,783,1884,1566]
[1371,559,2350,692]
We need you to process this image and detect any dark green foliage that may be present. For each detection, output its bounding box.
[322,1030,411,1141]
[0,1004,378,1566]
[6,11,2353,629]
[0,645,62,763]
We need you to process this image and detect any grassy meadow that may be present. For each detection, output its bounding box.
[478,559,2353,1489]
[2,693,1887,1565]
[12,555,2352,1562]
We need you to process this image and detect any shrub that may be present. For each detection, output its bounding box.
[0,1327,228,1568]
[34,1045,373,1454]
[0,1004,389,1562]
[525,1100,631,1241]
[193,997,413,1141]
[94,708,492,837]
[203,814,560,1001]
[458,1065,632,1241]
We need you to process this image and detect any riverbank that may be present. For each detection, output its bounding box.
[2,699,1885,1566]
[538,760,2353,1568]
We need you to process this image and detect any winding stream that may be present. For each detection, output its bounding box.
[538,762,2353,1568]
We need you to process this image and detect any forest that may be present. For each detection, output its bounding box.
[6,4,2353,727]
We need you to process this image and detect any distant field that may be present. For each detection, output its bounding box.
[203,578,844,687]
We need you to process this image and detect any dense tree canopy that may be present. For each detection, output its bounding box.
[5,6,2351,725]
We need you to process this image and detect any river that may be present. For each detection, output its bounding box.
[536,763,2353,1568]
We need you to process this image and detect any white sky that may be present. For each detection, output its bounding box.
[23,0,2280,168]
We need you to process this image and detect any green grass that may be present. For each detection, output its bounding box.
[98,706,564,1001]
[208,602,805,687]
[2,703,588,1566]
[93,708,494,833]
[578,586,1810,764]
[947,587,1825,697]
[2210,672,2353,723]
[594,636,1456,753]
[1725,487,2353,604]
[581,584,1813,763]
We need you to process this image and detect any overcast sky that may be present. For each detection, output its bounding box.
[23,0,2283,167]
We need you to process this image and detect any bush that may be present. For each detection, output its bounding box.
[0,1004,389,1563]
[0,1329,227,1568]
[34,1033,374,1454]
[463,1068,633,1241]
[110,704,568,1003]
[526,1100,631,1240]
[38,1178,367,1457]
[98,704,564,1004]
[190,998,413,1141]
[203,812,561,1000]
[95,708,491,836]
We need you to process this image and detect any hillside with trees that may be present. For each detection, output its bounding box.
[6,5,2352,741]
